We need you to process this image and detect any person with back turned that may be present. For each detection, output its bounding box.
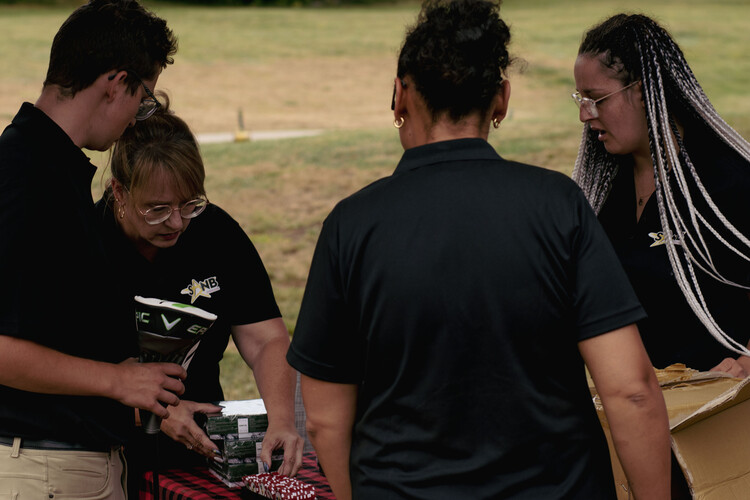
[287,1,671,498]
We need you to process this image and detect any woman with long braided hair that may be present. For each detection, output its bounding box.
[572,13,750,375]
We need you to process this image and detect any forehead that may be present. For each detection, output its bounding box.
[131,169,190,204]
[574,54,620,90]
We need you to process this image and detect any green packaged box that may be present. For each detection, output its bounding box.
[212,432,266,459]
[209,455,284,482]
[210,459,262,481]
[204,399,269,436]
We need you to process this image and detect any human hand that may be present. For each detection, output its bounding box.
[259,422,304,476]
[161,400,223,458]
[710,356,750,379]
[112,358,186,419]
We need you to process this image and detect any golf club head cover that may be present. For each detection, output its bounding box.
[134,296,218,434]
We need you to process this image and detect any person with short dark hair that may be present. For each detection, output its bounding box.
[0,1,181,497]
[572,14,750,375]
[287,1,670,498]
[98,97,304,497]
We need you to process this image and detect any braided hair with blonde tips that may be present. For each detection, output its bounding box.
[572,14,750,357]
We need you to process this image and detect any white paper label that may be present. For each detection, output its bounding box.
[238,417,249,434]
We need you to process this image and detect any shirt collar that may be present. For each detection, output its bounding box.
[394,138,501,176]
[13,102,96,183]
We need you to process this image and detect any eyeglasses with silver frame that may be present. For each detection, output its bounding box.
[137,197,209,225]
[571,80,640,119]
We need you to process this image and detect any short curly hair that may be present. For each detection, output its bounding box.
[397,0,511,122]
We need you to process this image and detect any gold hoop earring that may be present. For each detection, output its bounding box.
[394,116,405,129]
[492,117,500,129]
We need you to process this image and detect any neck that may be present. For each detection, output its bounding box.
[35,85,95,149]
[137,244,159,263]
[427,121,488,144]
[404,109,489,149]
[114,206,159,263]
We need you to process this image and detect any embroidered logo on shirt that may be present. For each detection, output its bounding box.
[648,231,682,248]
[648,232,666,247]
[181,276,220,304]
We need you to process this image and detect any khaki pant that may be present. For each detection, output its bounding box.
[0,438,126,499]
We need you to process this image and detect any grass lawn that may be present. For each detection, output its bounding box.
[1,0,748,399]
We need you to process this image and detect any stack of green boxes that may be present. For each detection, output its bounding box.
[205,399,284,483]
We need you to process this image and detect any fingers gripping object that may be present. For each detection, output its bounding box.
[135,296,217,434]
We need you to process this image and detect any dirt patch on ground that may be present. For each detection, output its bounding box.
[158,56,397,134]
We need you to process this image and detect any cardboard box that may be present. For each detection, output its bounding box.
[590,364,750,499]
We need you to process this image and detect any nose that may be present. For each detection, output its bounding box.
[579,106,596,123]
[163,209,184,230]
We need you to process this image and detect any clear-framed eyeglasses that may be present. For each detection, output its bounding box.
[571,80,640,119]
[108,69,161,121]
[137,197,209,225]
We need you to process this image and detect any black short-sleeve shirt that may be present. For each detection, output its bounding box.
[97,201,282,468]
[96,201,282,403]
[288,138,645,499]
[597,132,750,370]
[0,103,133,447]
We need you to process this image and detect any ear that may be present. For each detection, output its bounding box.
[111,178,125,203]
[392,77,408,118]
[491,79,511,125]
[105,70,128,102]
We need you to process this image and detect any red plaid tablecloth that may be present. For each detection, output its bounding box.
[139,452,335,499]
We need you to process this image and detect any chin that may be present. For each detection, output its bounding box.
[602,143,624,156]
[153,237,181,249]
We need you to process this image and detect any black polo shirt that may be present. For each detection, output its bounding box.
[288,138,645,499]
[0,103,133,447]
[96,201,281,466]
[597,131,750,370]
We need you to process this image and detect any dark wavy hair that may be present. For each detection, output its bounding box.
[44,0,177,97]
[396,0,511,122]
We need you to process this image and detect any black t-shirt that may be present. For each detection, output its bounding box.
[597,132,750,370]
[0,103,134,447]
[288,138,645,499]
[96,201,281,466]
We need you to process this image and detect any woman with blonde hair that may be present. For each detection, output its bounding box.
[97,97,303,497]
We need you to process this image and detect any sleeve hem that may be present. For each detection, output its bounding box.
[577,305,647,341]
[286,346,361,385]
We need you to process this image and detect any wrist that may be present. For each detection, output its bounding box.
[96,360,123,401]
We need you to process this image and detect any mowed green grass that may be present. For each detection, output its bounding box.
[1,0,748,399]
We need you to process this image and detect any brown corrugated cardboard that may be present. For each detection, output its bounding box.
[590,365,750,500]
[669,376,750,499]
